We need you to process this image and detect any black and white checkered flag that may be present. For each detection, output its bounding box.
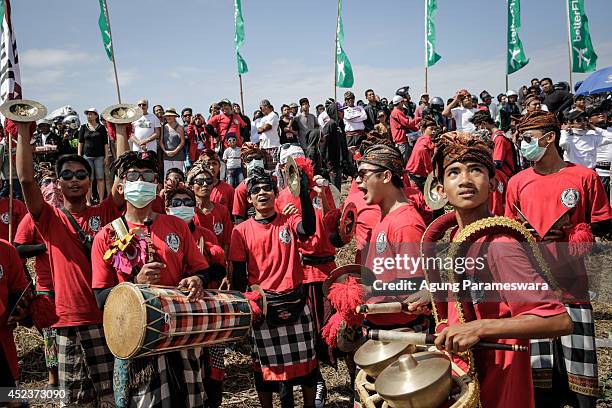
[0,0,21,103]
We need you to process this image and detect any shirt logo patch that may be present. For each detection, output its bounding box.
[213,222,224,236]
[165,233,181,253]
[497,181,504,194]
[312,196,322,210]
[560,188,579,209]
[0,212,9,224]
[88,216,101,232]
[279,226,292,245]
[0,265,3,280]
[375,231,388,254]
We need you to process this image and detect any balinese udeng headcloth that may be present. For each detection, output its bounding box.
[358,144,405,181]
[110,150,159,178]
[431,131,495,179]
[515,110,560,135]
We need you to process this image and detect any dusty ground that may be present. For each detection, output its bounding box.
[11,181,612,407]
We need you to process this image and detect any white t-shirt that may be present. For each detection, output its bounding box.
[223,146,242,169]
[560,128,612,169]
[131,113,161,152]
[451,107,477,132]
[250,118,261,144]
[258,112,280,149]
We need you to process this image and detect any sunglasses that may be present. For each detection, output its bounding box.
[192,177,214,186]
[356,168,386,181]
[125,170,158,183]
[138,103,148,106]
[249,184,273,195]
[170,198,195,207]
[520,132,548,144]
[59,169,89,181]
[40,178,56,186]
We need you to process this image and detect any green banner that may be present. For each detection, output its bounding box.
[98,0,113,61]
[507,0,529,75]
[425,0,441,67]
[335,0,353,88]
[234,0,248,74]
[567,0,597,73]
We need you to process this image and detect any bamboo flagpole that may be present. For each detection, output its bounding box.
[98,0,121,103]
[234,0,248,111]
[334,0,340,103]
[565,0,573,90]
[424,0,428,94]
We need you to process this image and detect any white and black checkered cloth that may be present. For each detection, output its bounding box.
[531,303,599,397]
[126,348,207,408]
[251,303,317,378]
[56,324,114,406]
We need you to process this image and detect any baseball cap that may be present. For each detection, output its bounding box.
[392,95,403,105]
[84,107,98,115]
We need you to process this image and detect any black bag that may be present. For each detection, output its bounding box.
[264,286,306,327]
[61,208,94,259]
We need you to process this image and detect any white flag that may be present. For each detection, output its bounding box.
[0,0,22,103]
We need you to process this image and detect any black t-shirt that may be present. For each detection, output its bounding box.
[78,123,108,157]
[278,116,299,145]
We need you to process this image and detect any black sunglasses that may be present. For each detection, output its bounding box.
[170,198,195,207]
[249,184,274,195]
[192,177,214,186]
[356,168,386,180]
[59,169,89,181]
[40,178,56,186]
[125,170,157,183]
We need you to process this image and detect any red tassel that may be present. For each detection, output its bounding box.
[327,276,364,313]
[30,295,59,330]
[321,312,344,348]
[568,223,594,257]
[204,242,226,265]
[294,157,315,187]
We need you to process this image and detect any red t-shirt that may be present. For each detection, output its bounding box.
[193,203,233,249]
[151,195,166,214]
[489,169,508,216]
[232,180,251,219]
[505,163,611,299]
[441,234,567,408]
[14,213,52,292]
[92,214,209,288]
[492,130,516,178]
[0,197,27,241]
[35,198,121,327]
[390,107,419,144]
[208,113,246,146]
[276,188,338,283]
[0,240,28,380]
[365,204,426,326]
[211,181,235,212]
[229,214,304,292]
[405,134,433,177]
[344,186,381,263]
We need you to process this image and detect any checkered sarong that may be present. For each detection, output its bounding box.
[56,324,114,406]
[201,345,226,381]
[251,303,317,381]
[531,303,598,397]
[119,349,206,408]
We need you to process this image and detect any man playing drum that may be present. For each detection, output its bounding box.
[14,119,129,407]
[229,168,318,408]
[426,131,573,407]
[91,150,211,408]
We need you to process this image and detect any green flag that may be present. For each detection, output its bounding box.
[97,0,113,61]
[567,0,597,73]
[507,0,529,75]
[234,0,248,75]
[335,0,353,88]
[425,0,441,67]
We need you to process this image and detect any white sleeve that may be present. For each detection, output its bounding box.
[152,115,161,129]
[559,130,568,149]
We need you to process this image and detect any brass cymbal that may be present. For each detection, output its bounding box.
[322,264,374,296]
[0,99,47,123]
[285,155,301,197]
[354,328,417,378]
[375,351,452,408]
[338,202,357,244]
[424,172,448,211]
[101,103,143,124]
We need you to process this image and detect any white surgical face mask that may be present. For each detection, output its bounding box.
[167,205,195,223]
[123,181,157,208]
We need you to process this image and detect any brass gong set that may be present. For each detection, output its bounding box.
[0,99,142,125]
[353,329,479,408]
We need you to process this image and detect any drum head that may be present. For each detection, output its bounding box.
[103,283,147,359]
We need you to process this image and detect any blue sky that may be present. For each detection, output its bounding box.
[13,0,612,118]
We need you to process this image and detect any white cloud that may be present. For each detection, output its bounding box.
[21,48,97,69]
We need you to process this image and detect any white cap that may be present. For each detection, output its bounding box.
[279,145,305,165]
[84,107,98,115]
[506,90,518,97]
[392,95,403,105]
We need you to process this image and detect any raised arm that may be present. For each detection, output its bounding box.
[110,124,129,208]
[442,93,461,118]
[15,122,44,219]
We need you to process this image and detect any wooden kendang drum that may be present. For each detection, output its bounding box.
[103,283,252,359]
